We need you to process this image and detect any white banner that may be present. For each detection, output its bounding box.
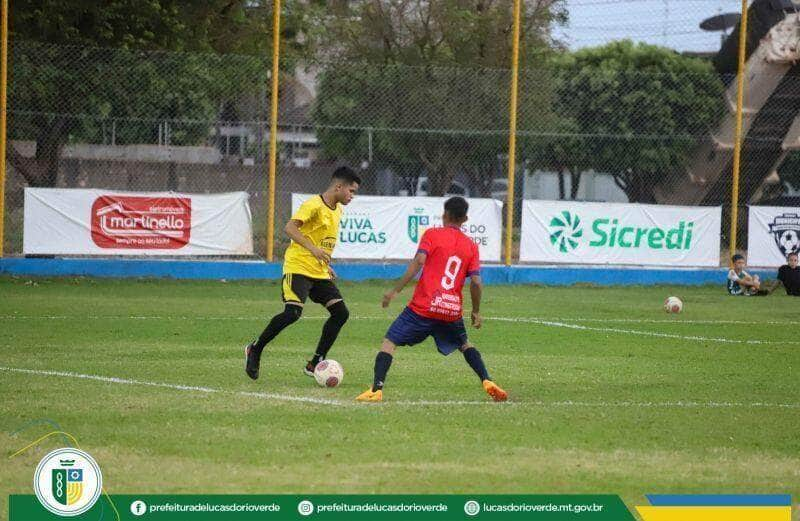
[747,206,800,267]
[520,200,721,266]
[292,194,503,261]
[24,188,253,256]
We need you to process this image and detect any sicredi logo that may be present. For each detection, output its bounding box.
[549,211,583,252]
[91,195,191,249]
[549,213,694,252]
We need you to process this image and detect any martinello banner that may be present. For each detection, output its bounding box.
[747,206,800,267]
[520,200,721,266]
[24,188,253,255]
[292,194,503,261]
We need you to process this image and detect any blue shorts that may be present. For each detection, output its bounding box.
[385,307,468,356]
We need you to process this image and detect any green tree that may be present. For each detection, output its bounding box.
[312,0,564,196]
[8,0,312,186]
[550,41,724,202]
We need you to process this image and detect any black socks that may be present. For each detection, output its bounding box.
[462,347,490,381]
[372,351,393,391]
[253,305,302,353]
[311,301,349,365]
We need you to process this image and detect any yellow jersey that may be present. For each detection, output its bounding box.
[284,195,342,279]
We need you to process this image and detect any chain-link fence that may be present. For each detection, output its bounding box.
[5,0,800,263]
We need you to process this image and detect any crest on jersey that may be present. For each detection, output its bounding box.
[408,214,430,243]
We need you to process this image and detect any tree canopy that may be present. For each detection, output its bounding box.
[312,0,564,196]
[545,41,725,202]
[9,0,312,186]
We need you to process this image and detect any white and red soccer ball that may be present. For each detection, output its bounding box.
[663,296,683,314]
[314,360,344,388]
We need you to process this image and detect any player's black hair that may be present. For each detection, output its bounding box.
[732,254,745,263]
[331,166,361,186]
[444,196,469,222]
[788,251,799,259]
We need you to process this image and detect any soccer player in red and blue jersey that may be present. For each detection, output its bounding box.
[356,196,508,402]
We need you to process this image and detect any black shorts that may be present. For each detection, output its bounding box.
[281,273,343,305]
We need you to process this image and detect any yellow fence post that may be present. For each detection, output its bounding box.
[266,0,282,262]
[504,0,522,266]
[0,0,8,258]
[729,0,749,262]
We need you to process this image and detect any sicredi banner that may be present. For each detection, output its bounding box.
[747,206,800,267]
[291,194,503,261]
[520,200,721,266]
[24,188,253,255]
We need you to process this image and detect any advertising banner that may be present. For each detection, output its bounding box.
[520,200,721,266]
[291,194,503,261]
[747,206,800,267]
[24,188,253,256]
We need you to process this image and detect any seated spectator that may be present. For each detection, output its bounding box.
[727,254,761,296]
[777,252,800,296]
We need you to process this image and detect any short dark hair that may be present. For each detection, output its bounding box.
[789,251,799,259]
[331,166,361,185]
[732,254,745,263]
[444,196,468,221]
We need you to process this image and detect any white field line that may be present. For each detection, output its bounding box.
[0,314,796,326]
[1,314,798,346]
[487,316,800,346]
[2,366,800,410]
[0,366,343,406]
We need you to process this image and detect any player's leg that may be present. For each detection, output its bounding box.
[356,307,431,402]
[305,281,349,375]
[355,339,396,402]
[432,320,507,402]
[244,274,308,380]
[458,343,507,402]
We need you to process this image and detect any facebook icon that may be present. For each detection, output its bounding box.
[130,500,147,516]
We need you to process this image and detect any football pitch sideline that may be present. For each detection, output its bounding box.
[1,276,799,519]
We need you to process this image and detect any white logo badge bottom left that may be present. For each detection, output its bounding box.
[34,448,103,517]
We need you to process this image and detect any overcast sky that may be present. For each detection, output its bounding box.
[553,0,745,52]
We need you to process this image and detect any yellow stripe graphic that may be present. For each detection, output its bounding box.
[636,506,792,521]
[66,481,83,505]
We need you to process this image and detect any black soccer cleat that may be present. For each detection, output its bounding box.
[303,360,317,377]
[244,343,261,380]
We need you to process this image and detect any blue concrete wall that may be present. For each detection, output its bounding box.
[0,258,776,286]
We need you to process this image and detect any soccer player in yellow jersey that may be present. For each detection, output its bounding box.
[245,167,361,381]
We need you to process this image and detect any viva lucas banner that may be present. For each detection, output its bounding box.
[520,200,721,266]
[747,206,800,267]
[292,194,503,262]
[24,188,253,256]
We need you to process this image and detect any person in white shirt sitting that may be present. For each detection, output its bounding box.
[727,254,761,296]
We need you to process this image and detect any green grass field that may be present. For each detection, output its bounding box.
[1,276,799,519]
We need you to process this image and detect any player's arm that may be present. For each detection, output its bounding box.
[382,252,427,308]
[284,219,330,264]
[467,245,482,328]
[738,273,758,288]
[469,274,483,329]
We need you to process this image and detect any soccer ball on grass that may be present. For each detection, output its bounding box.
[663,296,683,314]
[314,360,344,388]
